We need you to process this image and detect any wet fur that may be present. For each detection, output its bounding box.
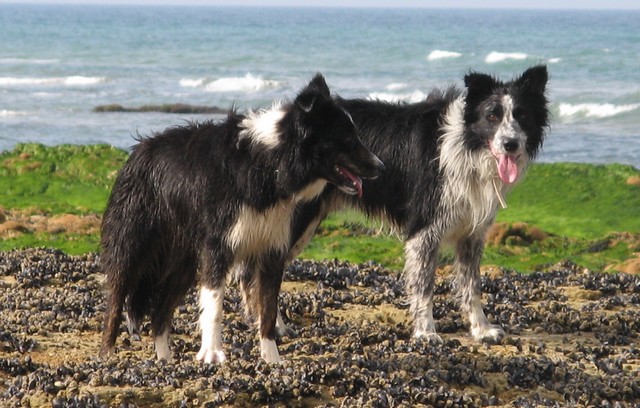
[100,74,383,363]
[289,66,549,343]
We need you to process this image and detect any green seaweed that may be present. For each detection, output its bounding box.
[0,143,127,214]
[1,144,638,271]
[500,163,640,239]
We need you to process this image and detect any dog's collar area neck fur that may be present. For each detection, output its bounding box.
[492,178,507,209]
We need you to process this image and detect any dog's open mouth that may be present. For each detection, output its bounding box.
[333,164,364,198]
[489,144,521,185]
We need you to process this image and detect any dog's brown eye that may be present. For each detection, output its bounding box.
[487,113,499,122]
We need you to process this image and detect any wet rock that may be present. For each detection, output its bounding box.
[1,250,640,406]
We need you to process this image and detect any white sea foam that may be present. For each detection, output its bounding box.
[179,78,207,88]
[0,76,105,86]
[559,103,640,119]
[427,50,463,61]
[368,90,427,104]
[0,110,27,117]
[0,77,55,86]
[548,57,562,64]
[386,82,408,91]
[485,52,528,63]
[64,76,105,86]
[204,73,280,93]
[0,58,59,65]
[179,74,281,92]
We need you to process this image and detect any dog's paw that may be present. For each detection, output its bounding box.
[471,324,505,344]
[260,339,282,364]
[98,344,115,358]
[155,349,173,362]
[275,323,297,338]
[154,334,173,361]
[413,330,444,345]
[196,347,227,364]
[276,312,297,338]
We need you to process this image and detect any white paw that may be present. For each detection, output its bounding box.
[413,329,444,345]
[154,332,172,361]
[276,312,296,338]
[196,347,227,364]
[260,338,282,364]
[471,324,505,343]
[275,322,296,338]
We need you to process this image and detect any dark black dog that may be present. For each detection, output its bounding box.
[100,74,384,363]
[287,66,549,344]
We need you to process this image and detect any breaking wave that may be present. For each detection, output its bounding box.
[368,90,427,104]
[180,73,281,93]
[0,76,106,86]
[485,51,528,63]
[0,110,27,117]
[0,58,60,65]
[558,103,640,119]
[427,50,463,61]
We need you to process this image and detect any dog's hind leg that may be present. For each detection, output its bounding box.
[404,230,442,344]
[196,284,227,364]
[124,276,152,342]
[125,313,141,342]
[454,234,505,343]
[154,328,171,360]
[150,255,199,361]
[151,304,174,361]
[275,310,295,338]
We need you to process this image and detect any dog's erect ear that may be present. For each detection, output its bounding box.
[464,72,496,93]
[307,73,331,97]
[464,72,496,98]
[295,91,317,113]
[295,73,331,113]
[518,65,548,95]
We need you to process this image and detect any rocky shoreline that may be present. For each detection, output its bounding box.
[1,248,640,407]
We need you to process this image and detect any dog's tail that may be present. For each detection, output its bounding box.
[100,265,127,356]
[99,210,154,356]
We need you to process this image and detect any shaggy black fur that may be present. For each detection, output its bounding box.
[100,74,384,359]
[289,66,550,343]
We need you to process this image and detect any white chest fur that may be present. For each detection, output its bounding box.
[226,179,327,259]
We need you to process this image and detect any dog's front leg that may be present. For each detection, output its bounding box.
[454,234,505,343]
[196,285,227,364]
[404,230,442,344]
[255,252,286,364]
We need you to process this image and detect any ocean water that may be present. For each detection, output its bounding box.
[0,5,639,167]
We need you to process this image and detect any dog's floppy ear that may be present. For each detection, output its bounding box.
[295,73,331,113]
[518,65,548,95]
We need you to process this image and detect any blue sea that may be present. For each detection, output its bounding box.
[1,5,639,167]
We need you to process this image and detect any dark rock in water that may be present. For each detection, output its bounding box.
[92,103,228,114]
[1,248,640,406]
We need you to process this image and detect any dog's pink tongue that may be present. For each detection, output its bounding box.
[340,166,363,198]
[498,154,518,184]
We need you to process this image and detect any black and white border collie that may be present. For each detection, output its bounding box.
[288,66,549,344]
[99,74,385,363]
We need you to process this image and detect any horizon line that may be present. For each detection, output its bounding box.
[1,2,639,11]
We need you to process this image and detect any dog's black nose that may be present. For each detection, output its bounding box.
[503,138,520,153]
